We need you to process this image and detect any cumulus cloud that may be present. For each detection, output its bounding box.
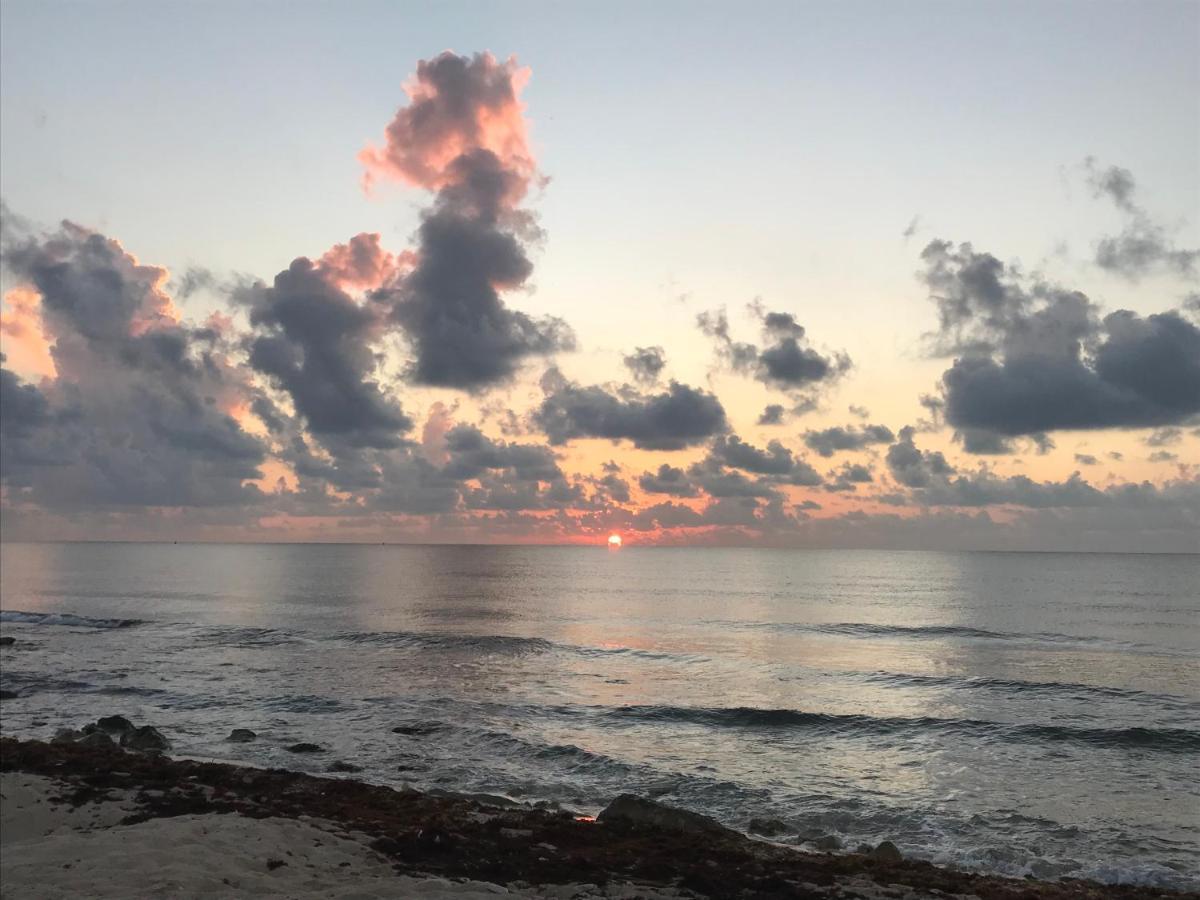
[243,255,412,448]
[534,368,727,450]
[0,219,266,509]
[697,303,850,400]
[364,52,573,389]
[1085,158,1198,280]
[757,404,786,425]
[803,423,894,457]
[919,240,1200,448]
[623,346,666,385]
[637,463,698,497]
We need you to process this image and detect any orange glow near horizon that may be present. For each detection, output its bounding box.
[607,533,623,548]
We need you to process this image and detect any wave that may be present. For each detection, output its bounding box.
[0,610,144,629]
[719,620,1179,653]
[334,629,556,655]
[859,671,1200,710]
[604,705,1200,753]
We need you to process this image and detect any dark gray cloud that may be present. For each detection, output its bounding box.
[1,220,266,509]
[825,461,874,492]
[637,464,697,497]
[245,257,412,448]
[803,423,894,458]
[885,426,956,488]
[391,150,575,388]
[921,240,1200,447]
[359,53,574,389]
[697,304,851,395]
[1085,158,1198,280]
[757,404,786,425]
[623,346,666,385]
[1074,453,1098,466]
[881,426,1184,512]
[1145,427,1182,447]
[534,369,727,450]
[705,434,823,486]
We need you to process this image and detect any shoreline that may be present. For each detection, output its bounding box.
[2,736,1193,899]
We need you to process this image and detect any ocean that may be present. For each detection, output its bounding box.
[1,543,1196,888]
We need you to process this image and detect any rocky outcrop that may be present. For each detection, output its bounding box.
[120,726,171,753]
[869,840,903,863]
[226,729,257,743]
[748,816,790,837]
[285,743,324,754]
[598,794,736,837]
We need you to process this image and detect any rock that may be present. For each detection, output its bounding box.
[77,730,117,749]
[0,690,18,700]
[84,715,135,736]
[120,725,170,753]
[598,794,736,837]
[52,728,84,744]
[812,834,842,851]
[391,722,442,736]
[870,840,903,863]
[326,761,363,773]
[0,636,15,646]
[748,817,790,837]
[226,728,257,743]
[285,742,324,754]
[855,843,874,855]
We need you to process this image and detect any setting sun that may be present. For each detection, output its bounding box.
[607,533,622,548]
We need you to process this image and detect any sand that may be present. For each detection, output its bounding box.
[1,773,692,899]
[3,738,1190,900]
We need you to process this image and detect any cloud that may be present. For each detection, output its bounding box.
[363,52,573,389]
[757,404,786,425]
[920,240,1200,446]
[803,423,894,457]
[637,464,697,497]
[244,256,412,448]
[697,303,850,397]
[688,434,823,495]
[623,346,666,385]
[885,426,956,488]
[0,219,266,509]
[1084,158,1198,280]
[1074,453,1098,465]
[1145,427,1182,447]
[534,369,727,450]
[825,461,874,492]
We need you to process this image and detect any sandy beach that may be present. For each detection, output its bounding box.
[2,733,1191,900]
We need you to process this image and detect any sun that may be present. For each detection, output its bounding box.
[607,533,623,548]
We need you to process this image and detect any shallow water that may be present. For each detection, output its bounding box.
[1,543,1197,888]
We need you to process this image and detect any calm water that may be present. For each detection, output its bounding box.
[1,543,1197,887]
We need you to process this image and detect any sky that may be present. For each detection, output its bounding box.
[1,0,1198,551]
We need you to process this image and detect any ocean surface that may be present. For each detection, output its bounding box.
[1,543,1197,888]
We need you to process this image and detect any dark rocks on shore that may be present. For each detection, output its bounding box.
[598,794,736,837]
[326,761,363,773]
[0,636,15,646]
[748,816,791,837]
[85,715,135,736]
[77,730,118,749]
[811,834,843,851]
[870,840,903,863]
[226,729,257,743]
[120,725,171,753]
[286,742,325,754]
